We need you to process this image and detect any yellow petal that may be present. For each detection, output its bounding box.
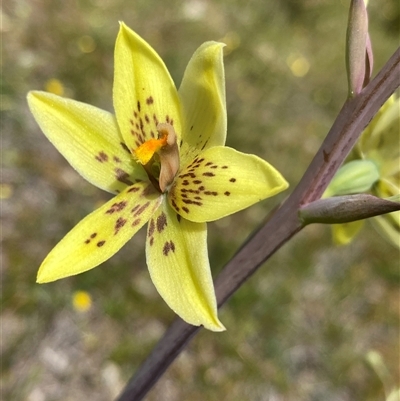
[37,182,162,283]
[179,42,227,166]
[113,23,182,154]
[331,221,364,245]
[168,146,288,222]
[27,91,146,194]
[146,199,225,331]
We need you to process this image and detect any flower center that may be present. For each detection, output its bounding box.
[134,130,169,165]
[133,123,180,193]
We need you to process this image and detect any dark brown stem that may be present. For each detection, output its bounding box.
[116,46,400,401]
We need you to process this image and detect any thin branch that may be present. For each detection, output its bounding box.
[116,46,400,401]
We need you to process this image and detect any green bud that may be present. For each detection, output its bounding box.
[323,159,379,198]
[299,194,400,225]
[346,0,370,97]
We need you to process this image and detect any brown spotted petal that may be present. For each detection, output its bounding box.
[168,146,289,223]
[145,198,224,331]
[37,182,162,283]
[178,42,226,167]
[113,23,182,156]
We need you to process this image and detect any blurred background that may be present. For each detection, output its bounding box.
[2,0,399,400]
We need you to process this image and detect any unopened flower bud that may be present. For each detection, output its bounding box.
[323,159,379,198]
[346,0,372,96]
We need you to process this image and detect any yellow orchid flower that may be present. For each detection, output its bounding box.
[325,95,400,247]
[27,22,288,331]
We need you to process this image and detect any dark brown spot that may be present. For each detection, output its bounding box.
[137,100,141,112]
[203,172,215,177]
[113,156,121,163]
[201,139,209,150]
[198,186,205,191]
[157,212,167,233]
[115,217,127,234]
[190,125,194,130]
[222,166,229,169]
[166,115,170,123]
[84,239,90,244]
[133,201,150,217]
[106,201,128,214]
[211,165,218,169]
[182,180,190,186]
[229,178,236,183]
[153,114,159,125]
[97,240,106,247]
[224,191,231,196]
[205,162,213,166]
[149,237,154,246]
[177,214,181,223]
[171,199,180,210]
[146,96,154,105]
[163,240,176,256]
[115,168,134,186]
[182,199,202,206]
[193,180,202,184]
[132,218,141,226]
[141,185,155,197]
[182,206,189,213]
[148,219,155,237]
[120,142,130,154]
[90,233,97,239]
[128,186,140,193]
[145,114,150,124]
[95,151,109,163]
[204,191,218,196]
[179,172,196,179]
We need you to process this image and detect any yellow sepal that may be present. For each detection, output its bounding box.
[331,220,364,245]
[169,146,288,222]
[37,182,161,283]
[146,199,225,331]
[27,91,146,194]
